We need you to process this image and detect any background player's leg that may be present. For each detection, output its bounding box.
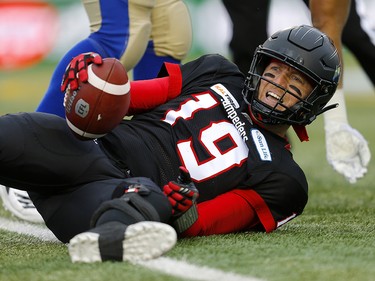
[133,41,180,80]
[36,0,129,117]
[129,0,192,80]
[342,0,375,86]
[222,0,270,75]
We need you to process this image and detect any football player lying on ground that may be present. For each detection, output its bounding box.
[0,25,340,263]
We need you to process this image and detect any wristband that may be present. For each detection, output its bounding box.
[172,203,198,233]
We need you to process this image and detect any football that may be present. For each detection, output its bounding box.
[64,58,131,139]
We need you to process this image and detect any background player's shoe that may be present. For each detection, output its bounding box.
[0,185,44,223]
[69,221,177,263]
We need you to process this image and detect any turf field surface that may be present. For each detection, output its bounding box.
[0,62,374,281]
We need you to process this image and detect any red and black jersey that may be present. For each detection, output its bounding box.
[0,54,309,239]
[99,54,308,225]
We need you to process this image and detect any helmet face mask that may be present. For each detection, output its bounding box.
[246,67,318,125]
[243,25,341,126]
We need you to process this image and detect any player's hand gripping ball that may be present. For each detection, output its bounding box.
[64,57,130,140]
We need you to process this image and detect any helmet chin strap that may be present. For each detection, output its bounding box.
[292,124,309,142]
[249,105,310,142]
[247,105,268,128]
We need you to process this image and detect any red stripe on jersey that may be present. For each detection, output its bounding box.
[163,62,182,97]
[232,189,276,232]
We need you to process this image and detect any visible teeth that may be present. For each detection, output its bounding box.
[266,91,281,100]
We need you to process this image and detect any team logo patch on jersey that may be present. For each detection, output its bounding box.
[210,84,240,109]
[210,83,249,142]
[251,129,272,161]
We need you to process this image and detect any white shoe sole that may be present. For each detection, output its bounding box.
[69,221,177,263]
[0,185,44,223]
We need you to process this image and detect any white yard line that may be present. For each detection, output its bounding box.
[136,257,264,281]
[0,217,58,242]
[0,217,264,281]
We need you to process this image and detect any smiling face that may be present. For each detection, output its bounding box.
[257,60,314,111]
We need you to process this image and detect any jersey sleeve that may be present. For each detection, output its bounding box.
[242,171,308,227]
[128,55,243,114]
[181,188,275,237]
[127,62,182,115]
[181,170,308,237]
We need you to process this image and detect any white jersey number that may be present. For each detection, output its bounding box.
[162,93,248,181]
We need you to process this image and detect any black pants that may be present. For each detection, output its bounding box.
[0,112,127,242]
[222,0,270,75]
[342,0,375,86]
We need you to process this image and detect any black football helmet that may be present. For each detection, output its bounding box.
[243,25,341,125]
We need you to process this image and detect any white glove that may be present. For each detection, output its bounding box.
[325,122,371,183]
[324,89,371,183]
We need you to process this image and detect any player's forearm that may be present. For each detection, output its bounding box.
[181,190,260,237]
[128,62,182,115]
[128,77,171,114]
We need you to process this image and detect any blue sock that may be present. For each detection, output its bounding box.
[133,41,180,80]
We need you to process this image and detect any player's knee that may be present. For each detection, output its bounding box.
[90,177,172,228]
[151,0,192,60]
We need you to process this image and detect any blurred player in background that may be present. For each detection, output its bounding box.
[0,0,192,223]
[341,0,375,87]
[223,0,371,184]
[308,0,371,185]
[38,0,192,116]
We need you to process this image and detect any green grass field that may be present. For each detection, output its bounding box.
[0,62,374,281]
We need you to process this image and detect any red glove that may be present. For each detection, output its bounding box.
[163,166,199,217]
[61,52,103,92]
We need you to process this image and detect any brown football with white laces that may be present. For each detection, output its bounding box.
[65,58,130,139]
